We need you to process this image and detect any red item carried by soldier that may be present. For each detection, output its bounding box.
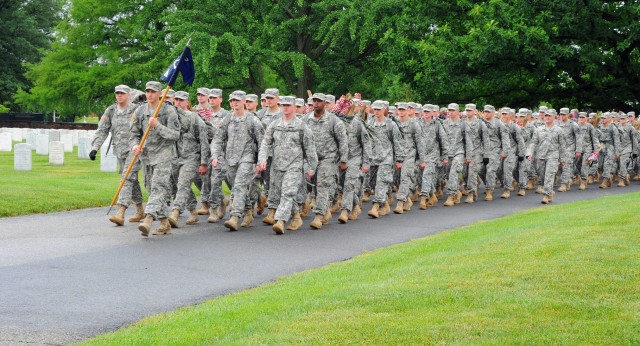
[334,92,361,115]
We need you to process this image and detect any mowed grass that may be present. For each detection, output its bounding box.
[80,193,640,345]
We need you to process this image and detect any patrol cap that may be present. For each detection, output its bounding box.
[260,93,267,100]
[617,112,625,118]
[588,112,596,118]
[548,109,557,116]
[325,94,335,103]
[362,100,371,107]
[538,106,549,113]
[465,103,477,111]
[517,108,528,116]
[229,90,246,101]
[279,96,295,105]
[559,107,570,115]
[422,104,432,112]
[145,81,162,92]
[295,98,305,107]
[167,89,175,98]
[397,102,408,110]
[407,102,417,109]
[371,100,387,110]
[311,93,326,101]
[601,112,610,119]
[432,104,440,111]
[196,87,210,96]
[447,103,459,111]
[484,105,495,112]
[578,112,587,118]
[389,106,397,113]
[628,111,636,117]
[415,103,422,110]
[209,88,222,98]
[174,91,189,100]
[246,94,258,102]
[264,88,279,98]
[383,101,390,107]
[500,107,511,114]
[114,85,131,93]
[307,97,313,105]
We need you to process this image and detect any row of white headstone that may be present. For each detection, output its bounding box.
[3,128,118,172]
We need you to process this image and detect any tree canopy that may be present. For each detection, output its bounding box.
[10,0,640,120]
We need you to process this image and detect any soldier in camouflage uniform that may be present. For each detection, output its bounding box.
[211,91,265,231]
[393,102,426,214]
[499,108,525,199]
[367,100,404,218]
[597,113,620,189]
[92,85,145,226]
[616,113,639,186]
[462,103,488,203]
[167,91,210,227]
[256,88,283,215]
[256,95,318,234]
[576,112,600,190]
[441,103,472,206]
[516,108,535,195]
[526,110,569,204]
[556,108,583,192]
[417,104,449,209]
[301,93,349,229]
[130,81,181,236]
[479,105,510,201]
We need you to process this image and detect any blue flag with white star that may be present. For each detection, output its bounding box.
[160,45,195,87]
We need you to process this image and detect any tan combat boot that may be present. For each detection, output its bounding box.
[362,191,370,203]
[240,209,254,228]
[428,194,438,207]
[368,203,380,218]
[419,196,428,209]
[197,202,210,215]
[185,209,199,225]
[217,199,229,219]
[435,186,444,199]
[599,178,608,189]
[393,201,405,214]
[338,209,349,224]
[541,194,550,204]
[443,195,455,207]
[484,190,493,201]
[465,191,476,204]
[500,189,511,199]
[348,205,361,220]
[403,198,413,211]
[257,194,267,215]
[518,188,526,196]
[411,189,420,202]
[108,205,127,226]
[634,173,640,181]
[625,174,631,185]
[579,178,587,190]
[300,198,312,218]
[128,203,145,222]
[587,175,594,184]
[617,177,626,187]
[272,220,285,234]
[224,215,239,231]
[322,210,332,225]
[151,218,172,235]
[208,208,219,223]
[329,193,342,213]
[558,184,567,192]
[310,214,324,229]
[387,192,394,206]
[287,212,303,230]
[138,215,154,237]
[535,186,543,194]
[454,190,463,204]
[167,209,180,228]
[526,178,535,190]
[379,201,391,215]
[262,209,276,225]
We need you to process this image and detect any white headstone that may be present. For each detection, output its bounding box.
[36,134,49,155]
[77,130,88,140]
[87,130,97,139]
[14,143,32,171]
[49,130,61,142]
[26,132,37,150]
[0,133,12,151]
[72,130,79,146]
[61,134,73,152]
[22,128,29,138]
[100,141,117,172]
[1,128,9,133]
[78,137,91,159]
[11,128,23,142]
[49,141,64,165]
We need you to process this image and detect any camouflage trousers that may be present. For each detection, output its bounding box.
[396,158,416,202]
[578,151,594,180]
[445,154,465,196]
[465,153,484,194]
[419,162,438,196]
[371,164,393,204]
[516,158,528,189]
[206,165,227,208]
[483,153,501,191]
[270,168,302,222]
[559,155,576,184]
[599,144,616,179]
[142,162,173,219]
[116,152,143,207]
[618,153,633,179]
[536,158,559,196]
[501,152,517,190]
[226,162,255,217]
[171,157,200,213]
[311,159,338,216]
[340,158,364,213]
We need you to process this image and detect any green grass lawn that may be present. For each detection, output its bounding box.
[79,193,640,345]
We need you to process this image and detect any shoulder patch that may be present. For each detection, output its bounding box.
[131,114,136,123]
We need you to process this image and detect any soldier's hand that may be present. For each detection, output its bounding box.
[361,166,369,173]
[132,145,143,156]
[483,157,489,165]
[149,118,159,128]
[89,150,98,161]
[338,162,348,171]
[518,156,524,162]
[466,158,471,164]
[527,156,532,161]
[560,162,566,166]
[616,154,620,160]
[500,153,507,159]
[575,152,582,158]
[306,171,315,180]
[256,161,267,173]
[419,162,426,170]
[199,164,207,175]
[443,159,449,166]
[395,161,403,169]
[211,158,218,168]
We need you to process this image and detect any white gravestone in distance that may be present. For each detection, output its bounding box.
[14,143,32,171]
[49,129,61,143]
[36,134,49,155]
[78,137,91,159]
[72,130,79,146]
[26,132,37,150]
[100,141,117,172]
[11,128,23,142]
[49,141,65,165]
[0,133,11,151]
[61,133,73,152]
[22,128,29,139]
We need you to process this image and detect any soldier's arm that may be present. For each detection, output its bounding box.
[437,122,450,159]
[195,116,211,165]
[573,122,583,155]
[558,129,569,162]
[155,105,181,141]
[480,121,490,158]
[359,122,372,169]
[303,125,318,174]
[257,123,274,164]
[129,107,143,149]
[526,129,539,158]
[612,126,621,155]
[91,106,113,150]
[334,117,349,163]
[253,117,265,153]
[391,122,405,162]
[414,124,427,164]
[211,120,228,161]
[515,126,526,156]
[499,123,511,154]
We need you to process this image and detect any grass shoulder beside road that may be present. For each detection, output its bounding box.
[80,192,640,345]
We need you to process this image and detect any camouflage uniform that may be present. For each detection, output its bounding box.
[130,102,181,219]
[442,117,471,196]
[597,120,620,181]
[617,119,639,181]
[396,118,426,202]
[340,114,372,213]
[556,117,583,185]
[369,118,404,203]
[256,107,283,197]
[577,119,600,181]
[481,117,510,191]
[198,109,230,209]
[301,111,348,216]
[463,117,488,195]
[258,117,318,222]
[502,120,526,190]
[418,111,449,196]
[211,112,264,218]
[526,125,569,197]
[92,102,142,207]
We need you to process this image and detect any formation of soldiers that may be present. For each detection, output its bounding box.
[91,82,640,237]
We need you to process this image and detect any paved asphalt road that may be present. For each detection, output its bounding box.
[1,185,638,345]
